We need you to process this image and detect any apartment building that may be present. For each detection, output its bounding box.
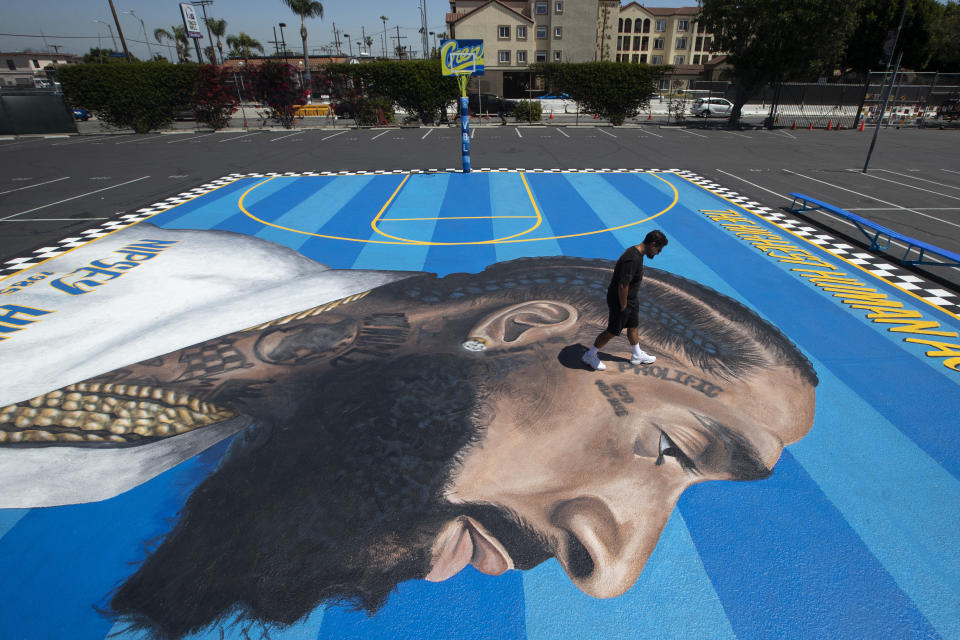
[447,0,618,96]
[1,52,82,88]
[447,1,722,97]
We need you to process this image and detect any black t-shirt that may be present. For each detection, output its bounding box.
[607,246,644,302]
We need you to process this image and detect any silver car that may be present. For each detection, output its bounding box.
[690,97,734,117]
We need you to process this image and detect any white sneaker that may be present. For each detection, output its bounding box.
[631,350,656,365]
[582,350,606,371]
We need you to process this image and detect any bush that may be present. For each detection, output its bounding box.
[250,60,307,129]
[326,60,458,125]
[514,100,542,122]
[58,61,197,133]
[356,97,395,126]
[530,62,666,125]
[193,65,239,130]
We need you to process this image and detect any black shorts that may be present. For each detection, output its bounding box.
[606,295,639,336]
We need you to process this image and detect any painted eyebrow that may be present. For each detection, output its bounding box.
[689,412,773,481]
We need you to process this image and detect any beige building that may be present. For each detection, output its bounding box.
[2,52,82,88]
[447,1,722,96]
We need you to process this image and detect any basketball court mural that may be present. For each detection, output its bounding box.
[0,170,957,639]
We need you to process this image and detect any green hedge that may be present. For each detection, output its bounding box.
[530,62,666,125]
[514,100,543,122]
[58,62,198,133]
[325,60,459,125]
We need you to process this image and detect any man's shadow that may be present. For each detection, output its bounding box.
[558,344,631,370]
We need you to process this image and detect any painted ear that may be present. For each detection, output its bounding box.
[462,300,578,352]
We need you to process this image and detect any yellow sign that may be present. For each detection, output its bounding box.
[440,40,484,76]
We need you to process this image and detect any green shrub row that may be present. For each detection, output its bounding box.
[513,100,543,122]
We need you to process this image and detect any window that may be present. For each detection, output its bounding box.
[673,55,685,64]
[517,49,527,63]
[32,59,40,68]
[553,50,562,61]
[632,54,639,63]
[633,36,642,51]
[624,18,632,33]
[535,50,547,62]
[695,36,703,51]
[655,19,666,32]
[498,25,510,39]
[658,78,669,90]
[554,26,562,39]
[703,55,710,62]
[696,21,705,34]
[618,18,623,32]
[499,50,511,64]
[704,37,712,51]
[555,1,563,13]
[536,25,547,39]
[617,36,623,50]
[5,60,14,71]
[516,25,527,39]
[652,55,663,64]
[677,19,689,32]
[641,36,649,50]
[535,1,547,15]
[640,54,647,63]
[653,38,664,50]
[642,19,651,33]
[676,37,687,49]
[693,54,701,64]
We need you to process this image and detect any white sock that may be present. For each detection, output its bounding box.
[586,346,599,357]
[632,344,643,357]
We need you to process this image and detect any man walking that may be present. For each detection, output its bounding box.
[582,230,668,371]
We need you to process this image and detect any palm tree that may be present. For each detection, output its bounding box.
[206,18,228,64]
[281,0,323,89]
[380,16,389,58]
[154,26,191,62]
[226,32,264,66]
[364,36,374,56]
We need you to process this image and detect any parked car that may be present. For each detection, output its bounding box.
[333,101,358,119]
[536,92,571,100]
[71,107,91,121]
[690,97,734,117]
[467,93,517,116]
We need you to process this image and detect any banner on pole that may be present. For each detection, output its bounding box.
[180,3,204,40]
[440,40,484,76]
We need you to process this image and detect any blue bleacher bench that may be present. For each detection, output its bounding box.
[788,192,960,268]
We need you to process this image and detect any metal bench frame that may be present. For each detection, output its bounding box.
[788,193,960,268]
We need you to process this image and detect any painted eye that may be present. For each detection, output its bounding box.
[656,431,697,472]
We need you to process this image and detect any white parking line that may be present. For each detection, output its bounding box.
[115,135,163,145]
[51,135,114,146]
[556,128,570,138]
[678,129,708,138]
[321,130,347,141]
[717,168,957,269]
[271,131,303,142]
[218,132,261,143]
[941,169,960,176]
[642,129,663,138]
[0,176,70,196]
[167,132,218,144]
[782,168,960,230]
[859,170,960,201]
[777,130,797,139]
[0,137,50,148]
[722,130,752,138]
[515,127,522,138]
[371,130,391,140]
[0,175,150,221]
[420,128,434,140]
[874,168,960,192]
[599,128,617,138]
[471,127,476,139]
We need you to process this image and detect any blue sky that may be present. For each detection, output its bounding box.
[1,0,691,60]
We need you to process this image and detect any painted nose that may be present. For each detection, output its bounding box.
[550,494,674,598]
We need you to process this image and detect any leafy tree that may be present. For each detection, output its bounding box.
[206,18,228,65]
[531,61,662,125]
[845,0,949,73]
[59,61,197,133]
[250,60,307,128]
[927,0,960,71]
[82,48,130,64]
[326,60,458,124]
[227,32,264,65]
[154,26,191,63]
[698,0,863,125]
[281,0,323,89]
[193,64,239,129]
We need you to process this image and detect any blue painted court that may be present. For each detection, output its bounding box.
[1,170,958,639]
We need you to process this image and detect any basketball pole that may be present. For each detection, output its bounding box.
[459,74,471,173]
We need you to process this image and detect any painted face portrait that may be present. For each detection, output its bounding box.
[1,254,817,639]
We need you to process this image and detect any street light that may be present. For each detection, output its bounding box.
[343,34,352,57]
[121,10,152,59]
[93,19,117,50]
[278,22,288,62]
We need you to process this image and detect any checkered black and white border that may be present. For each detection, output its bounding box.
[675,169,960,317]
[3,169,958,319]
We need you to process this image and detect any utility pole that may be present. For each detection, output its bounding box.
[332,22,342,56]
[392,25,407,60]
[361,26,367,55]
[192,0,215,64]
[106,0,132,61]
[272,26,281,57]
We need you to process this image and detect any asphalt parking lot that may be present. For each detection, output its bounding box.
[2,124,958,290]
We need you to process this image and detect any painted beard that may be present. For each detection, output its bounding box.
[108,351,552,639]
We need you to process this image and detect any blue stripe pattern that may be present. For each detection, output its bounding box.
[1,172,955,640]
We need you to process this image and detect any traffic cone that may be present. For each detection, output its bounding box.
[549,110,553,119]
[859,119,865,132]
[594,113,598,119]
[809,121,813,131]
[827,119,832,131]
[648,111,653,120]
[791,121,796,130]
